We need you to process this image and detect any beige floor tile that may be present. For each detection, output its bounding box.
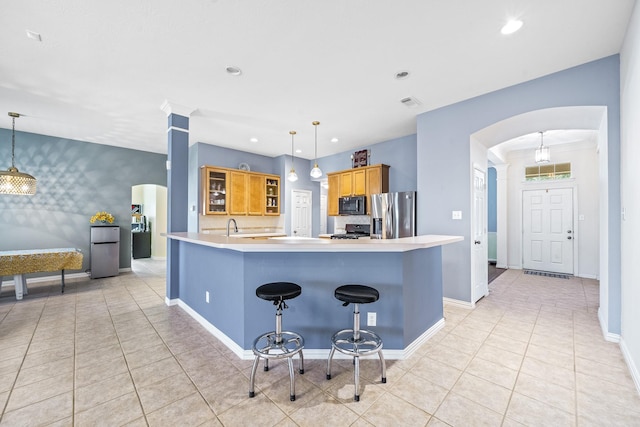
[200,369,258,415]
[186,356,242,390]
[434,392,503,427]
[529,332,574,355]
[438,332,484,355]
[425,344,473,370]
[0,391,72,426]
[575,372,640,410]
[5,372,73,412]
[137,371,197,414]
[412,357,463,389]
[515,372,575,414]
[20,344,74,370]
[389,371,449,415]
[506,392,575,427]
[119,331,164,354]
[360,392,431,426]
[426,417,451,426]
[218,392,289,427]
[575,356,634,386]
[124,342,173,369]
[129,356,184,388]
[451,372,512,414]
[475,343,523,371]
[465,357,518,390]
[483,333,528,355]
[263,375,325,415]
[520,356,575,390]
[75,391,144,426]
[75,371,136,413]
[146,392,217,426]
[75,343,123,370]
[14,356,73,388]
[75,355,129,388]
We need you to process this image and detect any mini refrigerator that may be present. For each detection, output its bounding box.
[370,191,416,239]
[90,226,120,278]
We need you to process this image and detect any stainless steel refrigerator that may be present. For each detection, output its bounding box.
[90,226,120,278]
[370,191,416,239]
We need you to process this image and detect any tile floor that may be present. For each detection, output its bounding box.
[1,260,639,426]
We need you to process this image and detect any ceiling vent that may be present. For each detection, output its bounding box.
[400,96,421,107]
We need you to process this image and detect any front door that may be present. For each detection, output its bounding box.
[522,188,574,274]
[292,189,312,237]
[472,167,488,303]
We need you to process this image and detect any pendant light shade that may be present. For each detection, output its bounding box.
[535,131,550,164]
[287,130,298,182]
[0,112,37,195]
[310,121,323,178]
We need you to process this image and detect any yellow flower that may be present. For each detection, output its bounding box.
[90,211,115,224]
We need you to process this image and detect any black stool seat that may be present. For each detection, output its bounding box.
[256,282,301,302]
[334,284,379,305]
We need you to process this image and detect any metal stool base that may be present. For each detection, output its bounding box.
[326,328,386,401]
[249,330,304,401]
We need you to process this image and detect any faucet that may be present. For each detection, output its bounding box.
[226,218,238,237]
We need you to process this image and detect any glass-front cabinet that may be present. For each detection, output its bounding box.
[265,177,280,215]
[202,167,228,214]
[201,166,280,216]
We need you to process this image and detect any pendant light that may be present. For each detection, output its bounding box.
[0,112,37,195]
[287,130,298,182]
[535,131,550,164]
[309,121,323,178]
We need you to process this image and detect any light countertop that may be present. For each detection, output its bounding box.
[166,232,463,253]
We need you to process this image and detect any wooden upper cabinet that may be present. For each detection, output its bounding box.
[201,167,228,215]
[265,176,280,215]
[353,169,366,195]
[247,174,264,215]
[327,173,340,216]
[228,171,248,215]
[365,164,389,214]
[339,171,352,197]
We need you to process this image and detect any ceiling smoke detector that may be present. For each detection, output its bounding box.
[225,66,242,76]
[400,96,421,107]
[395,70,410,80]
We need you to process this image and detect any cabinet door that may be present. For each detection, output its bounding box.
[247,174,264,215]
[328,173,340,216]
[366,166,382,195]
[202,167,228,215]
[352,169,366,195]
[229,171,248,215]
[340,171,353,196]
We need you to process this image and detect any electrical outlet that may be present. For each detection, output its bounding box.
[367,312,377,326]
[205,291,210,303]
[452,210,462,220]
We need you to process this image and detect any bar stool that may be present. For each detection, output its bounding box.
[249,282,304,401]
[326,284,386,401]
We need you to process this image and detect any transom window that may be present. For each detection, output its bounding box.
[525,162,571,181]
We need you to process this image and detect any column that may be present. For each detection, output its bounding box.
[494,164,509,269]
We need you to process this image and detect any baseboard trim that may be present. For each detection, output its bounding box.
[172,298,442,360]
[598,307,621,343]
[443,297,474,309]
[620,338,640,395]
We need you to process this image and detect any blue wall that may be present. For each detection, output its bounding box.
[417,55,621,334]
[0,130,167,272]
[488,167,497,233]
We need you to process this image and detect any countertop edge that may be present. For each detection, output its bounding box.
[165,232,464,253]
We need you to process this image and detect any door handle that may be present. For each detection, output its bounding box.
[474,240,481,245]
[567,230,572,233]
[567,236,572,240]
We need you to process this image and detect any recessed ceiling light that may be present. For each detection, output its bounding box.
[395,70,410,80]
[249,137,258,143]
[295,149,302,154]
[501,19,523,35]
[26,30,42,41]
[331,137,339,143]
[225,66,242,76]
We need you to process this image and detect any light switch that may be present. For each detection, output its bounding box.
[452,211,462,220]
[579,214,585,221]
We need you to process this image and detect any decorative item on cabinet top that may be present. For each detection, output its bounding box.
[201,165,280,216]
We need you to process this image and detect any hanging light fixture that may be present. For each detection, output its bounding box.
[0,112,37,195]
[535,131,550,164]
[310,121,323,178]
[287,130,298,182]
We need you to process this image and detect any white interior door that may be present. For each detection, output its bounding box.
[319,194,327,234]
[472,167,488,302]
[522,188,574,274]
[292,189,312,237]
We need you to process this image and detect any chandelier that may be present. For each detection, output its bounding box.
[287,130,298,182]
[310,121,323,178]
[535,131,550,164]
[0,112,37,195]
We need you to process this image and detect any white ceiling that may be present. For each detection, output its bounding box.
[0,0,635,159]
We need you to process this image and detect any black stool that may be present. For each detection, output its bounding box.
[326,284,386,401]
[249,282,304,401]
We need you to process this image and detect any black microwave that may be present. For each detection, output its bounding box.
[339,196,366,215]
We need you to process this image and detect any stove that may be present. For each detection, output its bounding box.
[331,223,370,240]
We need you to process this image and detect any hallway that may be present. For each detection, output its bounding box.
[0,261,638,426]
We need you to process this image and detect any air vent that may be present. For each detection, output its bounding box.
[400,96,421,107]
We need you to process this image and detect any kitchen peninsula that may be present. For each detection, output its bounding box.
[165,233,462,359]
